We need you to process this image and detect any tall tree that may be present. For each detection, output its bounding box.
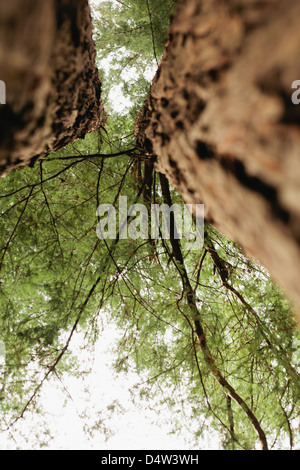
[135,0,300,318]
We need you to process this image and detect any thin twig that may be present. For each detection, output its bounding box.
[146,0,159,67]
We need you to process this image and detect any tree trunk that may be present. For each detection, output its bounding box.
[0,0,105,176]
[135,0,300,318]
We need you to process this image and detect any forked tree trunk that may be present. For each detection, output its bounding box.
[0,0,105,176]
[135,0,300,318]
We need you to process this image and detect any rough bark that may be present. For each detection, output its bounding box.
[0,0,105,176]
[136,0,300,318]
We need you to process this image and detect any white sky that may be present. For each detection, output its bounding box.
[0,322,213,450]
[38,327,193,450]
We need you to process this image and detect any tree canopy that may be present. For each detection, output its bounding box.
[0,0,299,450]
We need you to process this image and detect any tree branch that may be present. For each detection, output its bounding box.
[146,0,159,67]
[159,173,269,451]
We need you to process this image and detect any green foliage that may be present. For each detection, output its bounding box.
[91,0,176,117]
[0,0,299,451]
[107,223,300,450]
[93,0,175,62]
[0,129,138,426]
[0,134,299,449]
